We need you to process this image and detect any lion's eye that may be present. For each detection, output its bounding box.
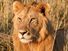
[18,17,22,22]
[30,18,38,27]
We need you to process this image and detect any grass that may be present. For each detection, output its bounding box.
[0,33,13,51]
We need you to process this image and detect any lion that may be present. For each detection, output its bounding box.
[12,1,54,51]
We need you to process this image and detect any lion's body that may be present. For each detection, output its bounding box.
[12,1,54,51]
[13,34,53,51]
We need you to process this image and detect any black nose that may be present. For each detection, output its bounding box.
[19,31,27,35]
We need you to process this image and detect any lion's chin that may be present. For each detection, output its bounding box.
[20,39,32,43]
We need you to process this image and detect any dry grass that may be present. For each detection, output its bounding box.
[0,33,13,51]
[0,0,68,51]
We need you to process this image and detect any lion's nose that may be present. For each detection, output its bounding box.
[19,31,27,35]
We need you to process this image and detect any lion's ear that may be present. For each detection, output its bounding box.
[36,3,50,16]
[13,1,24,14]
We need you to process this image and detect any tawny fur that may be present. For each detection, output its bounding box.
[12,1,54,51]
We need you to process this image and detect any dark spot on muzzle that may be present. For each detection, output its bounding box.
[19,31,27,36]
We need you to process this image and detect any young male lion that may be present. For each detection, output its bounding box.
[12,1,54,51]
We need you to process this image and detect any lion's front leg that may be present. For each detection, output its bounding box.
[12,34,21,51]
[44,35,54,51]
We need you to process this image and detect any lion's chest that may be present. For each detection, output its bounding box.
[28,44,45,51]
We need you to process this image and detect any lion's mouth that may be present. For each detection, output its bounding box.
[18,30,39,43]
[19,38,32,43]
[18,33,32,43]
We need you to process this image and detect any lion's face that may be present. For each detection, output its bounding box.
[13,1,51,43]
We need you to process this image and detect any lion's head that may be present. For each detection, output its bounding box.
[12,1,53,44]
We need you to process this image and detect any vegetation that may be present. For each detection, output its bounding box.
[0,0,68,51]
